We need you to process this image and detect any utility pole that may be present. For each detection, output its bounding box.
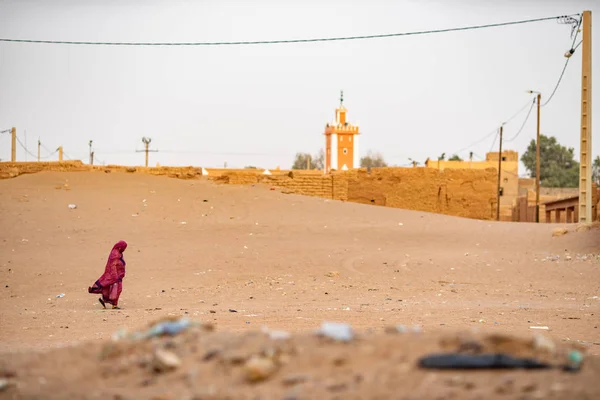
[579,10,593,223]
[58,146,63,161]
[306,155,311,170]
[136,137,158,167]
[527,90,542,222]
[37,139,41,162]
[89,140,93,165]
[535,93,541,223]
[496,125,503,221]
[11,127,16,162]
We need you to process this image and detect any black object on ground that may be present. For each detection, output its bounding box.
[418,353,551,370]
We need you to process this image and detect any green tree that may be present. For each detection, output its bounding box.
[438,153,446,161]
[360,150,388,168]
[449,154,463,161]
[291,150,324,170]
[593,156,600,185]
[521,134,580,188]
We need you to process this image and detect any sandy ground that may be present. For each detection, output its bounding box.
[0,171,599,398]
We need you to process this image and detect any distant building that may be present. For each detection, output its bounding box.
[324,91,360,173]
[425,151,519,220]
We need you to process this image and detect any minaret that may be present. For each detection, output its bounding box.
[324,91,360,173]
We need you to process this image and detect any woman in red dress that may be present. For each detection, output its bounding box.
[88,240,127,309]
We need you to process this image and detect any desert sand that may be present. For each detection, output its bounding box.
[0,171,599,399]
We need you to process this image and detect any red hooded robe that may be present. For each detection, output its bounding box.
[88,240,127,306]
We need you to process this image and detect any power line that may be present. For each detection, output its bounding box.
[41,142,55,155]
[0,15,578,47]
[502,98,536,126]
[504,98,536,142]
[541,14,582,107]
[15,135,37,159]
[450,94,538,157]
[489,130,500,153]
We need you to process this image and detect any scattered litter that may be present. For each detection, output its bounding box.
[419,353,551,370]
[132,214,139,217]
[229,309,238,313]
[244,356,277,382]
[534,335,556,354]
[398,222,404,226]
[317,322,354,342]
[263,328,291,341]
[530,326,550,330]
[114,317,205,340]
[325,271,340,278]
[56,293,65,298]
[180,221,187,225]
[385,325,422,334]
[0,378,14,392]
[567,350,584,371]
[153,349,181,373]
[68,204,77,209]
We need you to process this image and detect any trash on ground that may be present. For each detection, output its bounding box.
[112,317,209,341]
[530,326,549,330]
[56,293,65,298]
[152,349,181,373]
[317,322,354,342]
[244,355,278,382]
[68,204,77,209]
[418,353,551,370]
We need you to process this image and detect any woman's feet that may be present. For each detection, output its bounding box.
[98,298,106,309]
[112,305,121,310]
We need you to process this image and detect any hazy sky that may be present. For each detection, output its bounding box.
[0,0,598,172]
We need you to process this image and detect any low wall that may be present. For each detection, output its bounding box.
[0,161,90,179]
[0,162,500,220]
[344,168,497,220]
[0,162,298,181]
[219,167,498,220]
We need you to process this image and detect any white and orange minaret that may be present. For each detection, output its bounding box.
[324,91,360,173]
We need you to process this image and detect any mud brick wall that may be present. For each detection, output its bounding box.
[261,175,335,199]
[345,168,498,220]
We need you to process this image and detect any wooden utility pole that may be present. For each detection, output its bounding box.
[306,155,311,170]
[136,137,158,167]
[535,93,541,223]
[11,127,16,162]
[496,126,503,221]
[58,146,63,161]
[37,139,41,162]
[89,140,93,165]
[579,10,593,223]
